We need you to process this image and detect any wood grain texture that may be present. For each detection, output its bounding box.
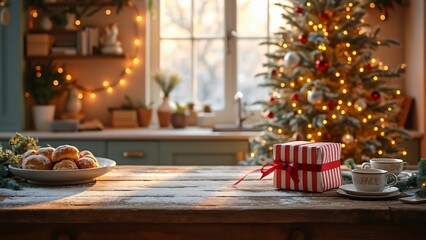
[0,166,425,239]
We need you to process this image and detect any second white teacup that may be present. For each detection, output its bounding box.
[352,168,398,192]
[361,158,405,175]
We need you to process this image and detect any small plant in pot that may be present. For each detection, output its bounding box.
[170,103,188,129]
[137,99,154,127]
[152,70,182,128]
[25,61,68,131]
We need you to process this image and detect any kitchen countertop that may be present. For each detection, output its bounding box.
[0,127,262,140]
[0,165,424,240]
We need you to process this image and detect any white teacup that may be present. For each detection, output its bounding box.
[361,158,406,175]
[352,168,398,192]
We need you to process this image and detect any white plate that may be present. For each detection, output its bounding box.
[8,157,116,185]
[339,184,399,196]
[337,189,400,200]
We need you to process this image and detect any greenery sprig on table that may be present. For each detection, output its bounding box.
[0,133,40,190]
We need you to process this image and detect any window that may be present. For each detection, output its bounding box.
[149,0,285,124]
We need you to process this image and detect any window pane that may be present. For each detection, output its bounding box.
[269,0,289,33]
[160,40,193,101]
[237,39,268,107]
[195,40,225,109]
[194,0,224,38]
[160,0,192,38]
[237,0,268,37]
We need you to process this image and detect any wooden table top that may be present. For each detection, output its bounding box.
[0,165,425,225]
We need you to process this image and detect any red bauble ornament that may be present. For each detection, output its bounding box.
[371,91,381,101]
[271,69,277,77]
[267,111,274,119]
[291,93,300,101]
[327,101,335,110]
[270,96,275,103]
[320,12,329,20]
[298,34,308,44]
[326,133,332,139]
[315,59,329,72]
[295,7,303,13]
[365,63,373,71]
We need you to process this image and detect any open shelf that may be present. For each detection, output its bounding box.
[26,54,126,60]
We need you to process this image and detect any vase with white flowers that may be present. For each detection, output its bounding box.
[152,70,181,128]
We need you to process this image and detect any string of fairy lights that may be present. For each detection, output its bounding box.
[26,1,142,101]
[257,1,408,158]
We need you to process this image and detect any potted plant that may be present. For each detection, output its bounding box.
[187,101,197,126]
[171,103,188,129]
[25,61,68,131]
[152,70,181,128]
[137,99,154,127]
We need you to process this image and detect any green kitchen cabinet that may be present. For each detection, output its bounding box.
[158,140,248,165]
[107,141,159,165]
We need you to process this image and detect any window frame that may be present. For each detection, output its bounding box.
[147,0,277,125]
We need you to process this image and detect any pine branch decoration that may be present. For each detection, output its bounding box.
[0,133,40,190]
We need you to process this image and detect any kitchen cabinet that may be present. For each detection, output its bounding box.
[159,140,248,165]
[0,0,24,131]
[107,140,159,165]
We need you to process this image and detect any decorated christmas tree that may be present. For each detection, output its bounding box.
[248,0,409,165]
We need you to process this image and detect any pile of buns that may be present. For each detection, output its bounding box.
[21,145,100,170]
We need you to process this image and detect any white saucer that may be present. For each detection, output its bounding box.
[339,184,399,196]
[337,189,400,199]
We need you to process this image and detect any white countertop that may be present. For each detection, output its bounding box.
[0,127,262,141]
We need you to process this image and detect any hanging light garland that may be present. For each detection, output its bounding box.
[26,1,142,101]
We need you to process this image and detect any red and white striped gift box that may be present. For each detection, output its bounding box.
[273,141,342,192]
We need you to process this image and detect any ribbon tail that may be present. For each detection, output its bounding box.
[259,165,276,180]
[288,168,299,184]
[232,169,260,186]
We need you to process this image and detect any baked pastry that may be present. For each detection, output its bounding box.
[79,150,95,159]
[53,159,79,170]
[22,155,52,170]
[77,156,99,169]
[22,149,37,160]
[52,145,79,163]
[37,147,55,160]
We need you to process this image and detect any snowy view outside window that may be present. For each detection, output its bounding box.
[154,0,287,122]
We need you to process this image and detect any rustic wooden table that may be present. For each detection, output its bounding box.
[0,166,425,240]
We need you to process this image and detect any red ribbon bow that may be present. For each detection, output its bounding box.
[260,158,299,184]
[233,158,299,186]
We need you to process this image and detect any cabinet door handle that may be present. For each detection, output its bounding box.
[122,151,144,158]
